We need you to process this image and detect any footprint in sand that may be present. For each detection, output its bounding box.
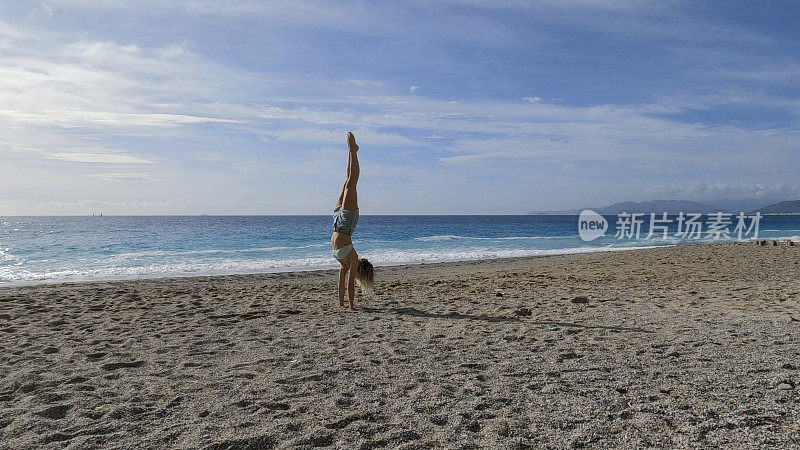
[35,404,72,420]
[261,401,290,411]
[101,361,144,371]
[205,434,278,450]
[86,352,107,361]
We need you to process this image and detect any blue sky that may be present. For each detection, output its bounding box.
[1,0,799,214]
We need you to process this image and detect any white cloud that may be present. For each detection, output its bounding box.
[0,3,798,214]
[271,128,425,147]
[46,152,156,164]
[341,79,385,88]
[2,18,796,214]
[85,172,153,181]
[719,65,800,84]
[645,182,800,201]
[0,110,239,128]
[0,29,255,130]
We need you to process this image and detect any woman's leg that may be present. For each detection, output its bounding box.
[341,133,359,210]
[335,146,352,207]
[335,180,347,208]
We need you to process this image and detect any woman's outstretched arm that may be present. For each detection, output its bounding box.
[338,265,347,306]
[347,261,357,308]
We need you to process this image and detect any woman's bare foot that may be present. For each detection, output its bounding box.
[347,132,358,152]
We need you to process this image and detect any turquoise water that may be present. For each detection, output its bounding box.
[1,215,798,285]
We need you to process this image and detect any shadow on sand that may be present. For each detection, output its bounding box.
[362,305,652,333]
[363,306,520,323]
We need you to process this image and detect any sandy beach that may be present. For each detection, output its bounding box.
[1,242,799,448]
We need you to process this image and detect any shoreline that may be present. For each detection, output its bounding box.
[2,212,800,216]
[3,213,798,288]
[0,243,667,289]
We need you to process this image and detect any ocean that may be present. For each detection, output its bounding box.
[1,215,799,285]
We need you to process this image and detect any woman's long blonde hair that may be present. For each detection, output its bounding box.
[356,258,374,295]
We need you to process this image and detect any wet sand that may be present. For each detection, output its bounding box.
[1,242,799,448]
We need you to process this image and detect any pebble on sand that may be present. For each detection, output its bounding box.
[514,307,532,317]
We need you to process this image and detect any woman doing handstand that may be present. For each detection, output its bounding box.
[331,132,374,309]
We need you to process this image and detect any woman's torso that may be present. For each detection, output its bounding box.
[331,231,352,251]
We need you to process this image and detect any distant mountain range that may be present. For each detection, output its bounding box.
[751,200,800,214]
[528,198,799,215]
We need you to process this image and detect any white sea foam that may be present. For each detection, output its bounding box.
[363,245,654,266]
[414,234,569,242]
[768,235,800,242]
[415,235,491,241]
[0,245,660,285]
[105,244,327,261]
[496,236,572,240]
[0,256,339,285]
[0,247,17,262]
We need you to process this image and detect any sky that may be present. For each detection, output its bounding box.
[1,0,799,215]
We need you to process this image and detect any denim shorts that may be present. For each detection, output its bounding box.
[333,205,359,235]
